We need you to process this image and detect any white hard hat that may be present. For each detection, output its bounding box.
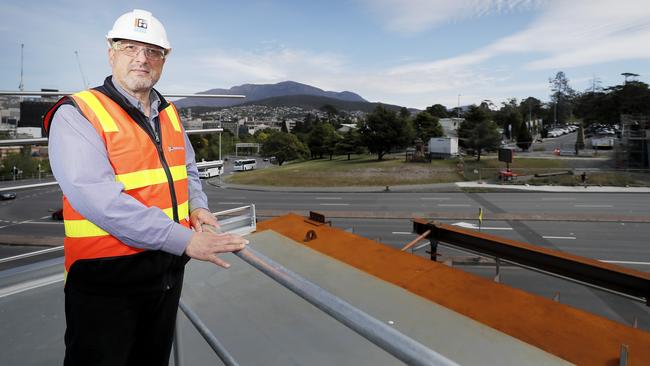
[106,9,171,50]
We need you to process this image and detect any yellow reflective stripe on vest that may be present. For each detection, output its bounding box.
[163,200,189,220]
[163,106,181,132]
[74,91,119,132]
[64,200,190,238]
[115,165,187,191]
[64,219,109,238]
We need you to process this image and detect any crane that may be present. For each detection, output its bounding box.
[74,50,89,89]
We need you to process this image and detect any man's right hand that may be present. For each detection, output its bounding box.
[185,231,248,268]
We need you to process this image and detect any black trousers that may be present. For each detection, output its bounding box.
[63,281,183,366]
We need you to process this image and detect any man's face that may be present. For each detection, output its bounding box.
[109,40,166,95]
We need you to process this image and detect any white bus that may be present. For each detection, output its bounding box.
[196,160,224,178]
[233,158,257,171]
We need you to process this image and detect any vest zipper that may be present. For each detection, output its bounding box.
[151,122,180,223]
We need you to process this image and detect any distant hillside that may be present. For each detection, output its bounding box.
[240,94,406,113]
[174,80,367,108]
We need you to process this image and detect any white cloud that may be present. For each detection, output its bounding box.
[362,0,546,33]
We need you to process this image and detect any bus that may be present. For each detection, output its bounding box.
[196,160,224,178]
[233,158,257,171]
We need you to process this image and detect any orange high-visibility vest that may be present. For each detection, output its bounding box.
[52,89,190,273]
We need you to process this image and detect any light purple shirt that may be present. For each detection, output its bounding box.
[48,79,207,256]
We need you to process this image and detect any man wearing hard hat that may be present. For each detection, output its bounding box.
[43,9,248,365]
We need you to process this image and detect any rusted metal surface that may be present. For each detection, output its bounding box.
[257,213,650,366]
[413,218,650,304]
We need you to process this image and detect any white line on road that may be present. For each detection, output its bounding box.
[599,260,650,266]
[438,204,471,207]
[218,202,245,205]
[22,221,63,225]
[541,197,576,201]
[0,273,64,299]
[574,204,613,208]
[392,232,412,235]
[542,236,577,240]
[316,197,342,200]
[319,203,350,206]
[451,222,513,230]
[421,197,450,200]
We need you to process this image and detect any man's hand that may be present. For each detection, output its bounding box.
[185,231,248,268]
[189,208,219,232]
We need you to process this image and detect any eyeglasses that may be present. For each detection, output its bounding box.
[112,41,167,61]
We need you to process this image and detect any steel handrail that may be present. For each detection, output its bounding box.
[177,299,239,366]
[231,245,458,366]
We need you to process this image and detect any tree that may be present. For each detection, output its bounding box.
[358,105,414,160]
[516,124,532,151]
[549,71,576,124]
[458,105,501,161]
[260,132,309,166]
[575,124,585,154]
[334,130,365,160]
[412,111,443,142]
[425,104,449,118]
[307,122,339,159]
[494,99,522,140]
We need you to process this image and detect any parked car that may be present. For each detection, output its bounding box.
[0,192,16,200]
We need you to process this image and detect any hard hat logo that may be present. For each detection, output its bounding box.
[135,18,148,30]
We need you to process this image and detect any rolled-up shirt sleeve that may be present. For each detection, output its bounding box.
[49,105,193,256]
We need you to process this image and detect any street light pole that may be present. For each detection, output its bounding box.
[457,94,461,118]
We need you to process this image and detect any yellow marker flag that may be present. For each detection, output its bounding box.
[478,207,483,226]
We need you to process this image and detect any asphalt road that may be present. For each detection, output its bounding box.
[0,182,648,333]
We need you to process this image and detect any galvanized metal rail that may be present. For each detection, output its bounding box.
[0,90,245,98]
[174,207,458,366]
[413,218,650,305]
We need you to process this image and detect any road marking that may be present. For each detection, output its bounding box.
[599,260,650,266]
[438,204,471,207]
[421,197,450,200]
[392,231,412,235]
[316,197,342,200]
[452,222,513,230]
[574,204,613,208]
[541,197,576,201]
[218,202,245,205]
[542,236,576,240]
[22,221,63,225]
[319,203,350,206]
[0,273,64,299]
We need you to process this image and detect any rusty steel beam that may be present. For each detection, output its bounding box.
[413,218,650,305]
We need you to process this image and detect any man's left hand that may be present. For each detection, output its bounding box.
[189,208,219,232]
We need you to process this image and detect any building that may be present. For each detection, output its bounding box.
[438,117,463,137]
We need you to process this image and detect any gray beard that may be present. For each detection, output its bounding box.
[123,77,156,93]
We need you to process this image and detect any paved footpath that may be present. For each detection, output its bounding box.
[216,180,650,193]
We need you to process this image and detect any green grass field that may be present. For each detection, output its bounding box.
[224,154,592,187]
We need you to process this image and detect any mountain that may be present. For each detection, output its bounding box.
[240,94,406,113]
[174,81,367,108]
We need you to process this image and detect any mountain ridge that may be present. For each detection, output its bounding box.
[174,80,368,109]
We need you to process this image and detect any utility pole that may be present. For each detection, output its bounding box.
[457,94,461,118]
[18,44,24,91]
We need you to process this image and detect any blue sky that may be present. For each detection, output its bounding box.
[1,0,649,109]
